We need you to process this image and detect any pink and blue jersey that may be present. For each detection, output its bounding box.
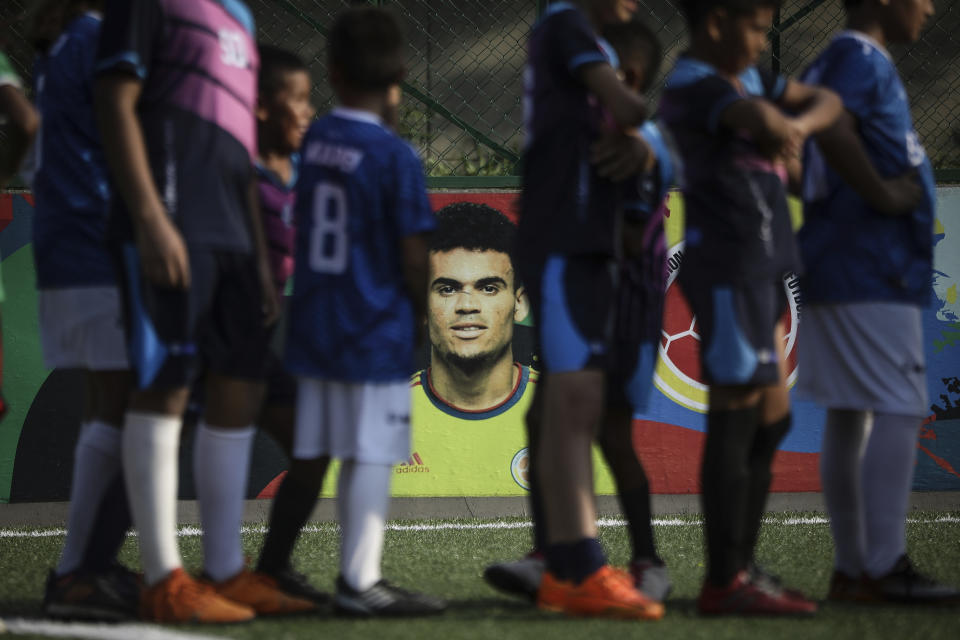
[800,31,935,306]
[95,0,259,252]
[255,155,298,290]
[33,12,113,288]
[285,108,436,382]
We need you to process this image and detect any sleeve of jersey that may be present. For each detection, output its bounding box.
[394,145,437,236]
[757,67,788,102]
[814,42,879,120]
[687,76,744,134]
[548,11,607,76]
[95,0,162,79]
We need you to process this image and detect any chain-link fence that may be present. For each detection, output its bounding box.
[2,0,958,182]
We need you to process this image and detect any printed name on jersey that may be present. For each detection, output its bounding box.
[218,29,249,68]
[304,141,364,172]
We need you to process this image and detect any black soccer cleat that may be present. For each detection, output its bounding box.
[263,566,330,605]
[43,568,139,622]
[334,575,447,617]
[867,556,960,604]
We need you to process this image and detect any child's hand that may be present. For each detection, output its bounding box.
[258,258,281,327]
[876,170,923,216]
[591,130,654,181]
[135,212,191,289]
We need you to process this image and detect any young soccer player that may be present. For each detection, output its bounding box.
[24,2,143,621]
[258,6,445,617]
[799,0,959,603]
[659,0,842,615]
[94,0,301,623]
[485,17,676,605]
[519,0,666,620]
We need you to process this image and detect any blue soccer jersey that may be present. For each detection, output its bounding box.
[285,108,436,382]
[95,0,259,252]
[659,58,799,285]
[800,31,935,306]
[32,12,114,288]
[519,1,620,259]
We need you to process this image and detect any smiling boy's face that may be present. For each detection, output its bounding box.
[882,0,935,44]
[262,69,315,154]
[711,6,774,76]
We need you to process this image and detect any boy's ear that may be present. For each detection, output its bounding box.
[256,99,269,123]
[705,8,727,43]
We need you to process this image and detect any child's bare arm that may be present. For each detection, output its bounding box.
[814,109,922,216]
[778,79,843,141]
[720,98,793,159]
[246,177,280,325]
[578,63,647,128]
[401,232,431,348]
[95,74,190,288]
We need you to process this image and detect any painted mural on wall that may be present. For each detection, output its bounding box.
[1,188,958,502]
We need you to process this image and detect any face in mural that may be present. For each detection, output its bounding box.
[427,248,527,375]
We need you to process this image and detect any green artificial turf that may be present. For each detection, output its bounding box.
[0,512,958,639]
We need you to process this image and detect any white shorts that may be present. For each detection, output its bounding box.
[38,287,129,371]
[796,302,928,416]
[293,378,411,464]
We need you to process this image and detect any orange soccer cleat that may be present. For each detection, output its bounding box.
[538,565,665,620]
[206,569,317,616]
[140,568,256,624]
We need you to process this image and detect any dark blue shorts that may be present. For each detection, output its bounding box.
[117,245,271,389]
[520,254,662,411]
[681,276,787,386]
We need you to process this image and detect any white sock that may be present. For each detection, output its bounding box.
[57,420,122,575]
[338,460,392,592]
[123,411,183,585]
[820,409,871,577]
[862,411,921,578]
[194,422,256,582]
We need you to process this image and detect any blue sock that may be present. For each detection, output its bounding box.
[546,538,606,584]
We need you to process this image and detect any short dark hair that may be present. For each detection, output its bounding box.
[602,19,663,92]
[328,7,406,92]
[258,44,308,101]
[681,0,782,29]
[431,203,518,280]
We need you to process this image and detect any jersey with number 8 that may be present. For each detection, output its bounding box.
[285,107,436,382]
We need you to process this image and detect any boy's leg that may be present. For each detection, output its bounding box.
[820,408,871,595]
[256,376,329,602]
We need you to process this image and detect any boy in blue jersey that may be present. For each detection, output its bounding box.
[660,0,841,616]
[485,17,677,606]
[26,2,142,621]
[519,0,666,620]
[799,0,959,604]
[93,0,303,623]
[259,6,445,616]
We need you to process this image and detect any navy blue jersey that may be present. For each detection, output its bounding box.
[95,0,259,252]
[659,57,799,285]
[519,1,620,258]
[32,13,114,288]
[285,108,436,382]
[800,31,935,306]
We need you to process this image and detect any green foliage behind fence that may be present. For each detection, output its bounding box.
[2,0,958,183]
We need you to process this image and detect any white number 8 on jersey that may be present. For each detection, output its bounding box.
[309,182,349,274]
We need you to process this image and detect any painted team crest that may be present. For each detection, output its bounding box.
[511,448,531,491]
[654,241,801,413]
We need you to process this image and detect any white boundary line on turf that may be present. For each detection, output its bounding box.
[1,515,957,538]
[0,618,227,640]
